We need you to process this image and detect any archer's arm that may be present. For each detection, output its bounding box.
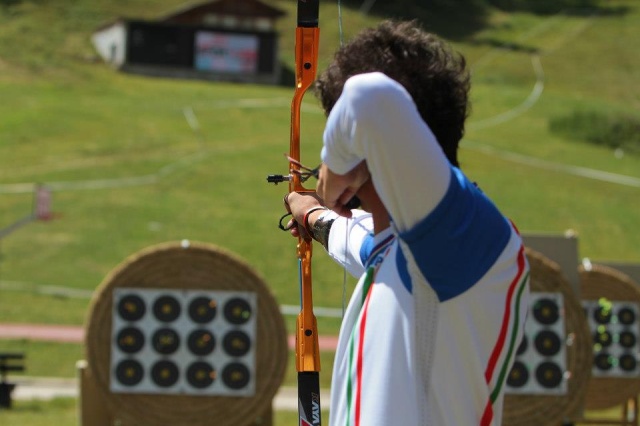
[321,72,451,233]
[284,192,370,277]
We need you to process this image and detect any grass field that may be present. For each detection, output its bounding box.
[0,0,637,324]
[0,0,639,424]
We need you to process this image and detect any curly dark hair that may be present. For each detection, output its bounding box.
[315,20,471,167]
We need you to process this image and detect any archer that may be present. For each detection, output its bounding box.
[284,20,530,426]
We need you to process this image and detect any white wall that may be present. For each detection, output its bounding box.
[91,22,127,67]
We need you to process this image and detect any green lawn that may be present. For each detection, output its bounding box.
[0,0,639,424]
[0,0,638,322]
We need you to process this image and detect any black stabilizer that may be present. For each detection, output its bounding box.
[298,372,322,425]
[297,0,319,28]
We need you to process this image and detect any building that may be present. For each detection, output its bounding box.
[92,0,286,85]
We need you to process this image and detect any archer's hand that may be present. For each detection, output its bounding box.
[284,192,325,239]
[317,161,370,218]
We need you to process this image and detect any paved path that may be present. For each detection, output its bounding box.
[13,377,78,401]
[0,323,84,343]
[9,376,328,411]
[0,323,339,351]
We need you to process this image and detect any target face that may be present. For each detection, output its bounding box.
[110,288,257,396]
[505,292,568,395]
[582,300,640,378]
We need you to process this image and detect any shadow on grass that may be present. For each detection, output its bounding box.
[277,0,631,87]
[337,0,631,39]
[340,0,491,41]
[468,38,540,54]
[485,0,630,16]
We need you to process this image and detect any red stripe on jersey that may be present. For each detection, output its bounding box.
[480,245,527,425]
[355,282,375,426]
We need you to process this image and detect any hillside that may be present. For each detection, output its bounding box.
[0,0,638,331]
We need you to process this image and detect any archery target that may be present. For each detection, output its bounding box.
[110,288,257,396]
[505,292,568,395]
[582,299,640,378]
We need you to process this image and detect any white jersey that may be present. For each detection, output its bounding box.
[320,72,530,426]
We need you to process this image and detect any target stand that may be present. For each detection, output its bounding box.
[577,263,640,426]
[502,248,592,426]
[79,241,288,426]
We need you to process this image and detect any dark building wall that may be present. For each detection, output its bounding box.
[127,22,194,67]
[124,21,279,83]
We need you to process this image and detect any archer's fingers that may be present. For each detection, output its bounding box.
[287,219,312,240]
[289,222,300,238]
[283,194,292,213]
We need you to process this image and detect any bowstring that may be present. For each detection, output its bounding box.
[337,0,348,318]
[338,0,344,47]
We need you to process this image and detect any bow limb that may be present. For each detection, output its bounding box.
[291,1,322,425]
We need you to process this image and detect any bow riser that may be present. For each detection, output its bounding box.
[290,25,321,377]
[290,2,322,424]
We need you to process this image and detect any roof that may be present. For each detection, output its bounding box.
[161,0,286,23]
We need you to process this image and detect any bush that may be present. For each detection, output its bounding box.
[0,0,21,7]
[549,111,640,155]
[486,0,599,14]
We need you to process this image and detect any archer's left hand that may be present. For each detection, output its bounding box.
[284,192,325,239]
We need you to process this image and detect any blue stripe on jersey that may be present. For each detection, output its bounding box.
[396,247,412,293]
[398,167,511,302]
[359,233,376,266]
[361,232,413,293]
